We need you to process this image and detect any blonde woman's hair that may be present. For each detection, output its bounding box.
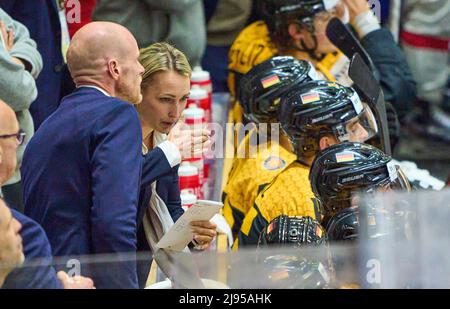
[139,42,192,88]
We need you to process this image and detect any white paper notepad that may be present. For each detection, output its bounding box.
[156,200,223,251]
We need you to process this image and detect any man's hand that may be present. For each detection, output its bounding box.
[190,220,217,250]
[57,271,95,289]
[0,20,14,51]
[0,20,25,68]
[343,0,371,22]
[168,121,211,160]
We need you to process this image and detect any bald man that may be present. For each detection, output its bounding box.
[21,22,144,289]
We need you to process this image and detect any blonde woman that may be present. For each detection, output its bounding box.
[136,43,216,288]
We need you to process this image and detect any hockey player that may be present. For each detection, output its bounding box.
[228,0,416,123]
[309,142,412,287]
[310,141,412,235]
[237,80,378,247]
[257,215,332,289]
[223,56,318,240]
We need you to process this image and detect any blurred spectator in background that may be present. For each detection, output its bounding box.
[93,0,206,66]
[0,198,23,288]
[1,0,74,130]
[0,99,94,289]
[201,0,252,92]
[0,7,42,213]
[64,0,97,38]
[400,0,450,143]
[0,132,23,288]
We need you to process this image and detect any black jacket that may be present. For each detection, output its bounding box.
[361,28,417,120]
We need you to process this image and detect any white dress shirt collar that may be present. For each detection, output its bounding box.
[78,85,111,97]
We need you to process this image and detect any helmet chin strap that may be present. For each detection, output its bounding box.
[292,25,326,62]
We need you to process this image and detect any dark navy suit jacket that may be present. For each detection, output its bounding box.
[1,0,74,129]
[22,87,142,289]
[2,209,62,289]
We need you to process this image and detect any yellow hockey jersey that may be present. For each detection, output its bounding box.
[222,129,296,239]
[227,21,353,123]
[223,21,351,187]
[236,161,321,248]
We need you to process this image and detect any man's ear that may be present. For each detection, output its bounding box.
[288,23,304,42]
[107,59,120,81]
[319,136,335,151]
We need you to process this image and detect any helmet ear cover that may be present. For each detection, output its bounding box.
[324,207,359,242]
[290,129,335,159]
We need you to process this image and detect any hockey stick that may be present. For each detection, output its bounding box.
[348,53,392,155]
[326,17,374,70]
[326,17,391,155]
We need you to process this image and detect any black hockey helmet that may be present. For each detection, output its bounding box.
[325,206,359,242]
[257,215,332,288]
[259,0,330,21]
[261,254,332,288]
[278,80,378,158]
[239,56,319,124]
[259,0,345,59]
[309,142,411,217]
[258,215,327,247]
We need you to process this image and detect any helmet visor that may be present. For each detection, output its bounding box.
[335,104,378,143]
[381,164,412,192]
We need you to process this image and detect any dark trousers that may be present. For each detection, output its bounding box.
[2,181,24,213]
[201,45,230,93]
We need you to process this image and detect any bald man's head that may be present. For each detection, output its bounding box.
[67,22,145,104]
[0,100,17,135]
[0,99,19,185]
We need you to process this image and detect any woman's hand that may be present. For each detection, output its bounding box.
[190,220,217,250]
[168,121,211,160]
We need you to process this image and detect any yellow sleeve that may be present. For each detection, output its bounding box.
[238,203,269,247]
[237,163,319,248]
[228,21,278,99]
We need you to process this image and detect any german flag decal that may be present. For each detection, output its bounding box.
[335,152,355,163]
[261,74,281,89]
[301,92,321,104]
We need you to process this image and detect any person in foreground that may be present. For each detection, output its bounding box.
[21,22,144,289]
[0,99,94,289]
